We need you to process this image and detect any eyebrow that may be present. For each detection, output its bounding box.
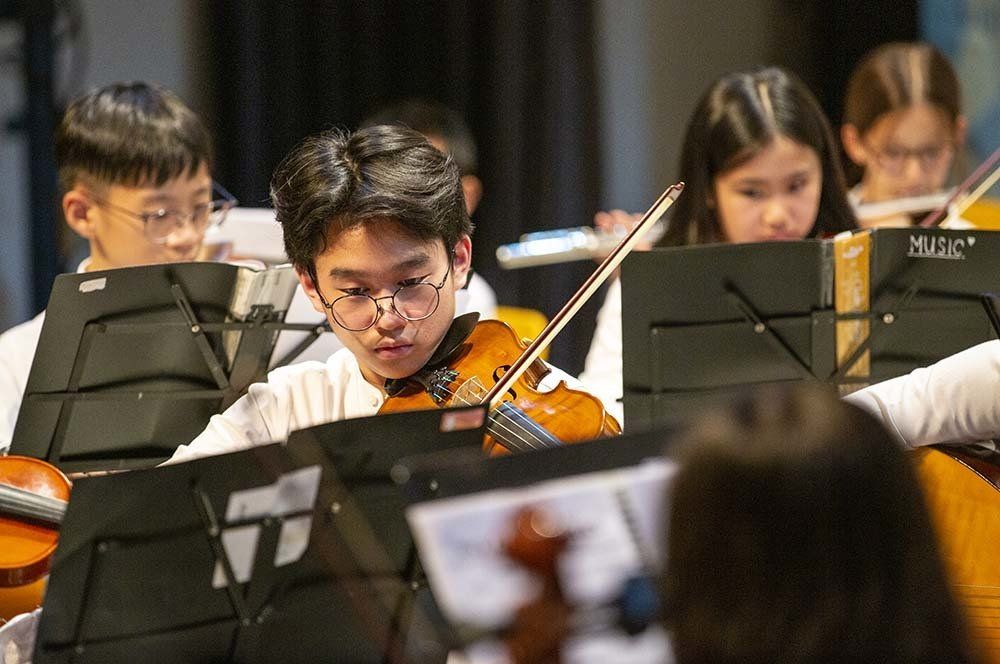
[732,169,814,186]
[326,252,433,281]
[139,187,211,206]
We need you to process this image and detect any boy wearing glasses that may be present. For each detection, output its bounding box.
[168,125,595,463]
[272,98,498,365]
[0,81,233,451]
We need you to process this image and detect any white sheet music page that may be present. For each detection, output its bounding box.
[408,458,677,664]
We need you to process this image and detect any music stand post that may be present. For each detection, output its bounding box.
[10,263,300,472]
[34,406,489,664]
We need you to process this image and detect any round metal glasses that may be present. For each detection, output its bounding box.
[317,260,453,332]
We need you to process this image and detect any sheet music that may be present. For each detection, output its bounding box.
[212,465,321,588]
[407,458,676,664]
[223,263,300,362]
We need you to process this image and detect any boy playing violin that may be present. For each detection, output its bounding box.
[169,125,597,463]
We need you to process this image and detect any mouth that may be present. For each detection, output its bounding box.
[374,343,414,360]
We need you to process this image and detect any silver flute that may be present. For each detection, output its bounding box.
[496,221,666,269]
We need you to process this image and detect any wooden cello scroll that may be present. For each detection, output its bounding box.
[502,507,571,664]
[912,446,1000,664]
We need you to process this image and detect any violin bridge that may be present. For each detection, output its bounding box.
[452,375,488,408]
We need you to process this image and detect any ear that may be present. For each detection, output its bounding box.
[461,175,483,215]
[451,235,472,290]
[63,187,97,239]
[841,124,867,166]
[295,265,330,315]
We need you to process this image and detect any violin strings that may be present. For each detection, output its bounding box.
[426,381,544,453]
[427,381,558,453]
[464,380,575,451]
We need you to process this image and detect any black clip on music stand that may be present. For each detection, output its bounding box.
[10,263,298,472]
[621,241,836,430]
[33,405,488,664]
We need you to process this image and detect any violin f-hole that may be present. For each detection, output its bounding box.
[492,365,519,402]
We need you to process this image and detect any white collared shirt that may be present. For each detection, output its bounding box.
[168,346,577,464]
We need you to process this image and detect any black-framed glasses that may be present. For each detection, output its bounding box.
[864,140,954,176]
[90,181,238,244]
[315,259,453,332]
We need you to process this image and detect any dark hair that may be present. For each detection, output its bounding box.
[844,41,961,135]
[663,384,973,664]
[55,81,213,193]
[270,125,472,273]
[361,99,478,176]
[842,42,962,184]
[658,68,855,246]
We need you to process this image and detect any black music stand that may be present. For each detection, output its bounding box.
[841,228,1000,384]
[396,424,677,503]
[284,405,489,660]
[9,263,299,472]
[621,241,835,430]
[33,406,488,664]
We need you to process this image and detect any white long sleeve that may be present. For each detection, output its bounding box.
[843,340,1000,448]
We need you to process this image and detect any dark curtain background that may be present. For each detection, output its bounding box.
[206,1,603,375]
[775,0,919,184]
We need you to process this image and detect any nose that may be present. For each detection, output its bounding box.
[374,296,407,331]
[161,218,204,251]
[902,155,926,185]
[762,197,790,229]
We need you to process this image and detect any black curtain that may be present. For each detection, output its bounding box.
[773,0,919,184]
[207,1,602,374]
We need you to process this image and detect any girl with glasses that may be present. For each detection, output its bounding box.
[841,42,968,228]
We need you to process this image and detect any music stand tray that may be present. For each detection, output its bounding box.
[10,262,299,472]
[34,406,487,664]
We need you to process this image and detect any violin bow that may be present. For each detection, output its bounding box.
[920,144,1000,227]
[483,182,684,409]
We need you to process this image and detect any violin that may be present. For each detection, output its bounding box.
[0,455,69,622]
[499,506,661,664]
[381,183,684,454]
[381,315,620,454]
